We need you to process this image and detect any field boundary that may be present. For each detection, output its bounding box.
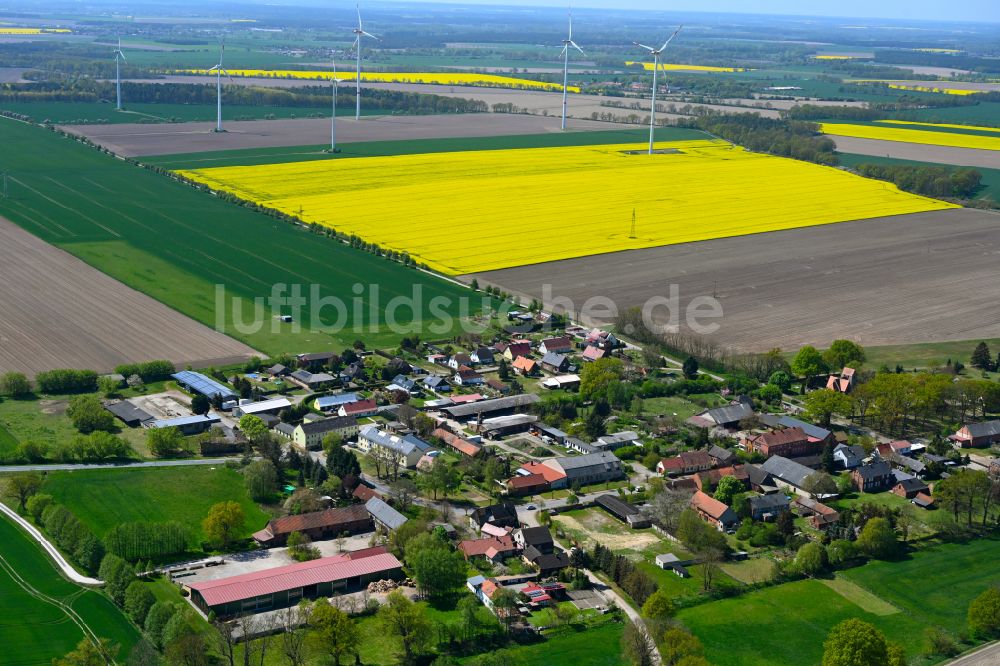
[820,576,900,616]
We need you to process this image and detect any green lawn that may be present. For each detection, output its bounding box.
[829,491,954,538]
[679,538,1000,665]
[0,513,139,664]
[639,395,703,420]
[40,466,270,549]
[458,619,624,665]
[0,101,379,126]
[0,118,484,355]
[141,126,709,169]
[0,419,18,457]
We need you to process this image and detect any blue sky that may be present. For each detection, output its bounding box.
[421,0,1000,23]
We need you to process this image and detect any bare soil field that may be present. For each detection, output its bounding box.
[0,217,259,376]
[466,208,1000,352]
[831,136,1000,169]
[553,510,661,552]
[882,64,972,77]
[63,112,637,156]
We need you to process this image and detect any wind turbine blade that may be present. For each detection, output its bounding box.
[570,40,584,55]
[357,4,363,29]
[560,44,568,56]
[634,42,656,52]
[659,25,683,52]
[208,64,220,71]
[362,30,379,40]
[568,10,573,41]
[120,52,127,63]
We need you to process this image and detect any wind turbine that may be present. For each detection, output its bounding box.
[559,10,584,131]
[329,55,345,152]
[113,37,127,110]
[208,40,232,133]
[350,5,379,121]
[634,25,682,154]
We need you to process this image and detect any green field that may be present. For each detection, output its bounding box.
[903,102,1000,128]
[837,152,1000,204]
[0,118,483,354]
[40,466,270,548]
[0,514,139,664]
[0,101,379,125]
[0,420,18,457]
[457,620,624,665]
[142,126,709,168]
[858,337,1000,370]
[679,538,1000,665]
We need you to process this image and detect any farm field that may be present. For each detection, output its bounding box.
[821,122,1000,151]
[624,61,747,72]
[177,138,955,275]
[40,466,270,548]
[877,120,1000,134]
[0,513,139,665]
[0,118,481,355]
[175,69,578,92]
[65,113,642,158]
[829,136,1000,169]
[679,538,1000,666]
[0,216,258,376]
[837,152,1000,203]
[468,208,1000,351]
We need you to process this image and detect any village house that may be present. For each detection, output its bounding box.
[693,465,750,492]
[539,337,573,355]
[282,416,359,451]
[470,503,520,531]
[743,427,820,459]
[707,444,736,467]
[338,399,378,418]
[453,366,484,386]
[892,477,930,499]
[689,490,738,531]
[423,375,451,392]
[760,456,817,496]
[826,367,857,393]
[357,425,434,469]
[748,493,790,521]
[296,352,337,371]
[657,450,714,476]
[852,460,894,493]
[499,341,531,361]
[950,420,1000,448]
[581,345,606,362]
[511,356,539,376]
[314,393,360,412]
[288,369,337,391]
[505,473,549,496]
[432,428,482,457]
[833,443,866,470]
[458,535,518,563]
[472,347,495,365]
[448,353,473,370]
[794,496,841,529]
[518,461,568,490]
[541,351,570,373]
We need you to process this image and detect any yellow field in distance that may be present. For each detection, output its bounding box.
[0,27,71,34]
[177,139,957,275]
[813,55,861,60]
[821,123,1000,151]
[625,61,747,72]
[877,120,1000,133]
[885,83,980,96]
[175,68,577,93]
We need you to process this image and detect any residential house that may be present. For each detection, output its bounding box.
[689,490,738,530]
[423,376,451,392]
[581,346,606,362]
[527,550,570,576]
[296,352,337,371]
[892,478,930,499]
[519,582,567,608]
[500,342,531,362]
[912,493,936,509]
[252,505,372,546]
[314,393,360,412]
[448,353,473,370]
[826,367,857,394]
[794,496,840,529]
[541,451,625,487]
[485,378,510,394]
[852,461,894,493]
[743,428,819,459]
[427,354,449,366]
[760,456,817,495]
[833,443,866,470]
[876,440,913,458]
[357,425,434,469]
[288,369,337,391]
[746,464,778,493]
[708,445,736,467]
[366,497,408,532]
[458,535,518,563]
[748,494,790,521]
[513,526,554,554]
[472,347,495,365]
[760,415,834,446]
[505,473,550,497]
[285,416,359,450]
[352,484,380,502]
[387,375,418,395]
[519,462,568,490]
[511,356,539,376]
[540,352,570,374]
[584,329,620,350]
[693,465,750,492]
[266,364,289,377]
[657,450,714,476]
[470,503,520,531]
[453,366,484,386]
[539,337,573,355]
[338,399,378,418]
[950,420,1000,448]
[595,431,640,452]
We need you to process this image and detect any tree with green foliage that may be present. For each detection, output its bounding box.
[584,408,607,439]
[971,342,993,370]
[377,590,432,665]
[580,357,624,400]
[161,609,199,650]
[641,588,675,622]
[97,375,121,398]
[244,459,278,502]
[201,501,245,549]
[802,389,853,428]
[326,445,361,478]
[406,533,467,597]
[792,346,829,393]
[25,492,53,521]
[713,475,744,507]
[757,383,782,404]
[67,394,115,433]
[856,517,898,560]
[238,414,268,444]
[0,371,31,396]
[822,618,890,666]
[802,471,838,497]
[190,394,210,416]
[146,426,186,458]
[144,602,179,649]
[827,540,859,568]
[682,356,699,380]
[53,638,119,666]
[795,542,828,577]
[621,618,656,666]
[658,626,705,666]
[968,586,1000,638]
[98,554,135,606]
[124,580,156,625]
[767,370,792,393]
[3,471,42,511]
[310,602,360,665]
[823,340,866,371]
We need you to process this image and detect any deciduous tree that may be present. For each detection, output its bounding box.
[377,590,432,664]
[201,501,245,549]
[822,618,889,666]
[310,602,360,665]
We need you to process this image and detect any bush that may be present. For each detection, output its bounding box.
[114,360,175,383]
[98,554,135,606]
[35,369,98,394]
[968,587,1000,638]
[66,394,115,433]
[923,626,961,657]
[124,581,156,625]
[144,602,179,649]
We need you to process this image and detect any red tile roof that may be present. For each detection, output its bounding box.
[512,356,537,372]
[582,346,605,361]
[352,484,380,501]
[341,399,377,415]
[344,545,388,560]
[458,535,516,558]
[450,393,483,404]
[255,505,370,541]
[507,473,547,490]
[521,461,567,483]
[690,490,732,521]
[433,428,482,457]
[189,551,402,606]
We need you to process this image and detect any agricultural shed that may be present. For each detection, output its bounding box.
[104,400,153,427]
[172,370,237,401]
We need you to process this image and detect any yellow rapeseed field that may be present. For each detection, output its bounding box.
[877,120,1000,133]
[176,139,956,275]
[813,55,861,60]
[175,68,577,92]
[884,83,980,96]
[820,123,1000,151]
[625,61,746,72]
[0,27,71,34]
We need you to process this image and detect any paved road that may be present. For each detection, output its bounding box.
[0,501,102,585]
[0,458,232,473]
[947,642,1000,665]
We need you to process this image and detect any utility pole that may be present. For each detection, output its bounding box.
[629,208,637,239]
[1,171,8,199]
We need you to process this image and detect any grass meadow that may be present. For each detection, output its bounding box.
[40,466,270,549]
[0,118,481,355]
[0,514,139,664]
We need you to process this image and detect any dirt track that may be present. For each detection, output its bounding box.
[62,113,640,157]
[466,208,1000,352]
[832,136,1000,169]
[0,217,259,376]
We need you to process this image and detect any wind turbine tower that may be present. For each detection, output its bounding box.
[330,56,345,152]
[113,37,127,110]
[208,41,232,133]
[351,5,379,121]
[560,10,584,131]
[634,25,683,154]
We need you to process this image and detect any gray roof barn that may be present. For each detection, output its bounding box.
[705,403,754,427]
[366,497,408,531]
[761,456,814,488]
[443,393,540,419]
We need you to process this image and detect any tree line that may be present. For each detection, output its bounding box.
[852,163,982,200]
[681,113,839,166]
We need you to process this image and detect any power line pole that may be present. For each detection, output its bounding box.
[1,171,8,199]
[629,208,637,239]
